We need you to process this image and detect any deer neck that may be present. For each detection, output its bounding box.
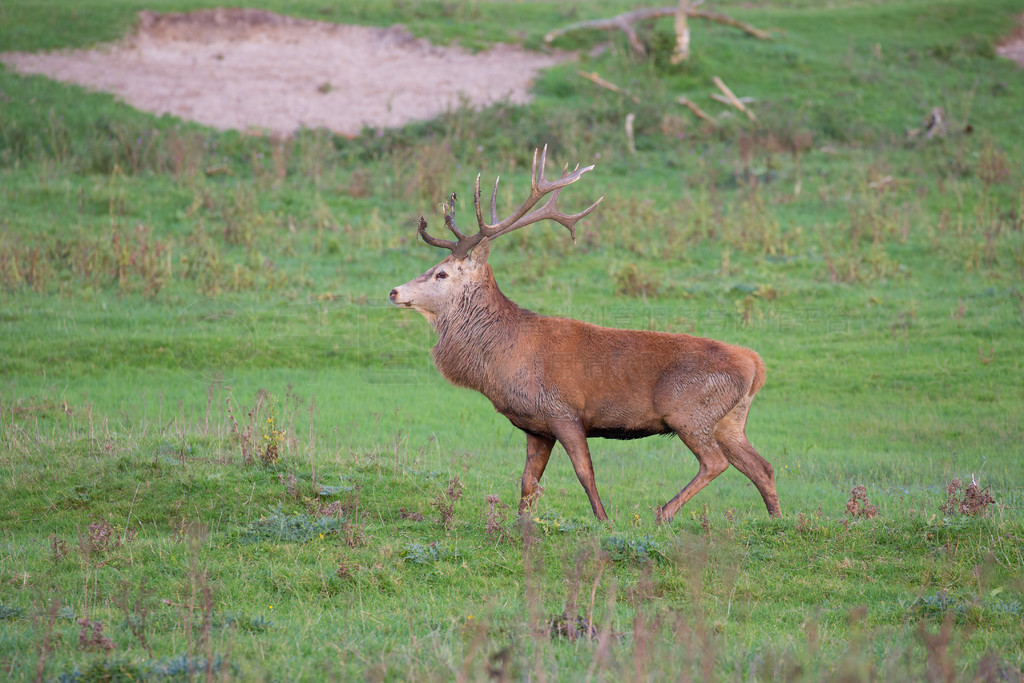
[430,270,527,393]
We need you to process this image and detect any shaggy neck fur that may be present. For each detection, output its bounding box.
[430,268,528,395]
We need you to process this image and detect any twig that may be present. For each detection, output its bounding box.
[577,70,640,103]
[677,96,717,125]
[625,113,637,154]
[712,75,758,122]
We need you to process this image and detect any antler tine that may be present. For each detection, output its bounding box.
[442,192,467,241]
[419,145,600,257]
[417,216,459,252]
[495,189,604,243]
[490,177,500,225]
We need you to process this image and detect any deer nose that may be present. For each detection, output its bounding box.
[389,288,398,302]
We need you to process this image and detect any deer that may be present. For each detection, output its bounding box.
[389,146,780,522]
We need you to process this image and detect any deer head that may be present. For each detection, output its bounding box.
[389,145,603,324]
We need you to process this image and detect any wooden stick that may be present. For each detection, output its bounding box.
[577,70,640,103]
[712,75,757,122]
[677,96,717,125]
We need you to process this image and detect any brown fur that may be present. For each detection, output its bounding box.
[392,250,780,522]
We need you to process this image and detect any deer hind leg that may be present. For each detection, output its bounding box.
[552,422,609,521]
[657,424,730,523]
[714,398,781,517]
[520,432,555,514]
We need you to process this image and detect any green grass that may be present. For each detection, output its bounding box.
[1,0,1023,679]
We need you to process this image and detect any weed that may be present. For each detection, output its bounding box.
[940,477,996,517]
[242,504,347,544]
[484,495,513,543]
[115,579,154,658]
[343,520,366,548]
[602,535,666,564]
[613,263,662,298]
[399,508,425,522]
[226,388,286,467]
[79,518,133,562]
[49,535,68,562]
[548,610,599,641]
[401,542,460,565]
[31,598,60,683]
[0,605,25,621]
[431,476,463,530]
[844,485,879,519]
[77,618,116,653]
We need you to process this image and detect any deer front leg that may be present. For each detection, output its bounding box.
[520,432,555,514]
[553,422,609,521]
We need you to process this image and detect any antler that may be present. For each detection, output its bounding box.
[417,145,603,259]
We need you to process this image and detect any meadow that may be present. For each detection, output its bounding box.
[1,0,1023,680]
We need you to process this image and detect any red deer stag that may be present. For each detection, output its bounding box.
[389,146,780,521]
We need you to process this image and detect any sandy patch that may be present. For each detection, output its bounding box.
[997,14,1024,67]
[0,8,569,136]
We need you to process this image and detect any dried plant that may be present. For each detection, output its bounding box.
[484,495,513,543]
[844,485,878,519]
[48,535,67,562]
[78,617,116,652]
[343,521,365,548]
[431,476,463,530]
[940,477,995,517]
[399,508,424,522]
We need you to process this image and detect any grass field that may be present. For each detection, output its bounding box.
[2,0,1023,680]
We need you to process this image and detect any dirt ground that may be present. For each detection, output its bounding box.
[0,8,570,137]
[996,13,1024,66]
[2,8,1022,137]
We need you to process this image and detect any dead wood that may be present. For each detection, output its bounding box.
[677,96,717,125]
[545,4,771,59]
[712,75,757,122]
[577,70,640,103]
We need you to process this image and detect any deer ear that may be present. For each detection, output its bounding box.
[468,237,490,265]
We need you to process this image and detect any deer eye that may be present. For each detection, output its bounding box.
[435,271,448,280]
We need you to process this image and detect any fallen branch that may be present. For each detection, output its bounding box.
[712,75,757,122]
[545,5,771,58]
[577,70,640,103]
[709,93,755,106]
[677,96,717,125]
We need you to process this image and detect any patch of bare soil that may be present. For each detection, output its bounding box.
[996,14,1024,67]
[0,8,570,136]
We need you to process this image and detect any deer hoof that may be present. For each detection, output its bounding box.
[655,507,672,525]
